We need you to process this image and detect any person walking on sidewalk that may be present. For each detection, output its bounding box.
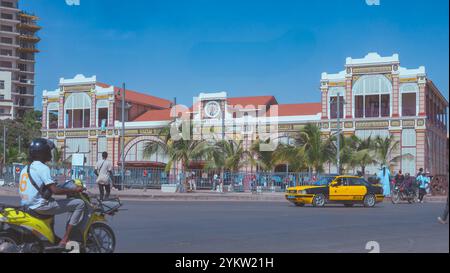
[188,172,197,192]
[217,177,224,193]
[95,152,113,200]
[416,168,430,203]
[212,174,219,192]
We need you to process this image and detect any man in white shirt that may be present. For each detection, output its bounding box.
[19,139,84,247]
[95,152,113,200]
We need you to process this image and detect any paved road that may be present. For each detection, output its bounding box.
[1,196,448,253]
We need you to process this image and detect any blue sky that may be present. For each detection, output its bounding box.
[22,0,449,109]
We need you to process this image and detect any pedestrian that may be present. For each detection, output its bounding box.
[416,168,430,203]
[250,176,257,194]
[211,174,218,192]
[95,152,113,201]
[377,166,391,197]
[217,177,224,193]
[202,172,208,186]
[188,172,196,192]
[416,168,424,180]
[437,195,449,224]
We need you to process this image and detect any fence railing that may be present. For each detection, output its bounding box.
[0,164,328,192]
[2,164,448,195]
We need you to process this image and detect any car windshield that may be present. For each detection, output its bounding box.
[313,177,335,186]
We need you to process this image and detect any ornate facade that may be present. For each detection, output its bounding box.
[320,53,448,175]
[41,74,172,167]
[41,53,448,177]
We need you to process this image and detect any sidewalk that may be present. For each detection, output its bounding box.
[0,186,286,202]
[104,189,287,202]
[1,186,447,202]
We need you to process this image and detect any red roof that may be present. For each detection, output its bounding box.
[133,108,172,122]
[227,96,277,107]
[275,103,322,116]
[97,82,172,109]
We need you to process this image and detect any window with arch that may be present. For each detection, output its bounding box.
[47,102,59,129]
[353,75,392,118]
[64,93,91,128]
[328,87,345,119]
[125,141,168,163]
[400,83,418,117]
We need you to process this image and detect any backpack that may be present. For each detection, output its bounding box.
[27,165,53,200]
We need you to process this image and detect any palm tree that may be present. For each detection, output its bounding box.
[329,134,359,174]
[1,147,28,165]
[351,149,377,176]
[249,138,276,172]
[143,122,212,182]
[298,123,334,173]
[374,135,401,169]
[349,136,377,176]
[272,142,307,172]
[51,145,69,168]
[200,140,252,190]
[207,140,249,172]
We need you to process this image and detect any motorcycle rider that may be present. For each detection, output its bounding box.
[394,170,404,187]
[18,138,85,247]
[403,173,415,195]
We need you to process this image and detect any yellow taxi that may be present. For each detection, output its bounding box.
[285,175,384,207]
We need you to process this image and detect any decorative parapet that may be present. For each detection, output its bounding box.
[402,120,416,127]
[355,120,390,129]
[59,74,96,86]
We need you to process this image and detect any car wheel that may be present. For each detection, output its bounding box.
[344,204,354,207]
[363,194,376,207]
[312,194,326,207]
[294,203,305,207]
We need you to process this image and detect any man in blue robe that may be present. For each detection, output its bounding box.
[377,166,391,197]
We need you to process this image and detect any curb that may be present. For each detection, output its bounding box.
[0,189,446,203]
[113,194,285,202]
[116,195,447,203]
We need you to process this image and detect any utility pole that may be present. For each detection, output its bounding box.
[173,97,177,183]
[121,83,126,191]
[222,102,225,141]
[330,94,344,175]
[286,136,290,176]
[18,135,21,154]
[337,94,341,175]
[3,125,6,173]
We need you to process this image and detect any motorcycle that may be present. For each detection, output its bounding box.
[0,179,121,253]
[391,181,419,204]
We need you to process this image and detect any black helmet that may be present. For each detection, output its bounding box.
[29,138,56,163]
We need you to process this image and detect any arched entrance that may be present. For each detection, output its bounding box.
[122,135,168,168]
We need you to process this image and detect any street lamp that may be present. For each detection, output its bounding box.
[121,83,126,191]
[1,125,7,175]
[3,125,6,163]
[330,94,345,175]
